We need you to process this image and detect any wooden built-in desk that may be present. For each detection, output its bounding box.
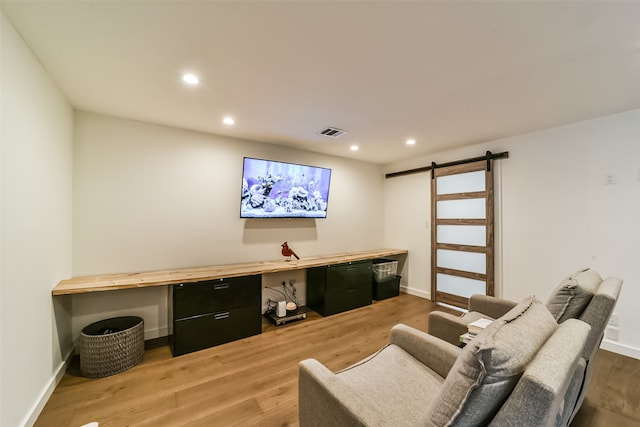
[52,248,408,295]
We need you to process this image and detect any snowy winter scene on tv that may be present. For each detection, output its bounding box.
[240,157,332,218]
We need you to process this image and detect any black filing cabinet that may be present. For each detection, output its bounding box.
[307,260,373,316]
[169,275,261,356]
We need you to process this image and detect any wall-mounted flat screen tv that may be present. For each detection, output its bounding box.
[240,157,332,218]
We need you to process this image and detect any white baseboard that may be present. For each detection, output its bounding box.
[145,326,168,340]
[601,339,640,360]
[400,285,430,300]
[21,347,75,427]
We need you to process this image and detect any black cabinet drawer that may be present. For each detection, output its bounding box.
[172,275,260,319]
[324,262,372,315]
[307,261,372,316]
[171,305,261,356]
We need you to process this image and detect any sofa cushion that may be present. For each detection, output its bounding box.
[424,296,557,426]
[546,268,602,323]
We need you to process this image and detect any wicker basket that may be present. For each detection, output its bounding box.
[80,316,144,378]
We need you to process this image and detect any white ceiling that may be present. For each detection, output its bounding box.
[3,1,640,164]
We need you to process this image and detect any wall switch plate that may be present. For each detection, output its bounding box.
[604,173,617,185]
[605,325,619,341]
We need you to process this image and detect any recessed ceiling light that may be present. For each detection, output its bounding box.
[406,139,416,145]
[223,117,235,125]
[182,73,199,85]
[350,145,359,151]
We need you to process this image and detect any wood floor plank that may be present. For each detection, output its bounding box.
[597,352,640,422]
[34,294,640,426]
[69,394,177,427]
[135,397,264,427]
[581,406,640,427]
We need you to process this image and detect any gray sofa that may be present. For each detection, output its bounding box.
[427,268,623,424]
[299,297,591,426]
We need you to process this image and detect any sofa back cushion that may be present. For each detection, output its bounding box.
[546,268,602,323]
[424,297,557,427]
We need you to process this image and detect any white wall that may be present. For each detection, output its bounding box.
[1,11,74,427]
[383,173,430,298]
[384,108,640,358]
[71,111,385,339]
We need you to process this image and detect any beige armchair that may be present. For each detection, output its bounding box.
[299,297,590,426]
[427,268,623,425]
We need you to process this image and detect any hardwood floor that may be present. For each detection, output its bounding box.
[35,294,640,426]
[571,349,640,427]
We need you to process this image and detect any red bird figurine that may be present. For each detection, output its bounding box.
[281,241,300,261]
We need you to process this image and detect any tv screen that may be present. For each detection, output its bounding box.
[240,157,332,218]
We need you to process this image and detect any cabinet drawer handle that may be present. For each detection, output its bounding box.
[345,266,356,271]
[214,312,230,320]
[214,283,230,290]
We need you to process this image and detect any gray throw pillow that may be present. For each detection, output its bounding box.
[546,268,602,323]
[424,296,557,427]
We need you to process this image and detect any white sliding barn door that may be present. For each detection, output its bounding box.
[431,160,494,309]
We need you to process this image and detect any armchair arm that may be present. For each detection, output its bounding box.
[427,311,469,347]
[298,359,386,427]
[389,324,461,378]
[469,294,517,319]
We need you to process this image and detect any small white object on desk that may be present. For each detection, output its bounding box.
[277,301,287,317]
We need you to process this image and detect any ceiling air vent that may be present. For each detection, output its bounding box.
[318,127,347,138]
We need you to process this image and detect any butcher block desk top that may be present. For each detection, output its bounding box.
[52,248,408,295]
